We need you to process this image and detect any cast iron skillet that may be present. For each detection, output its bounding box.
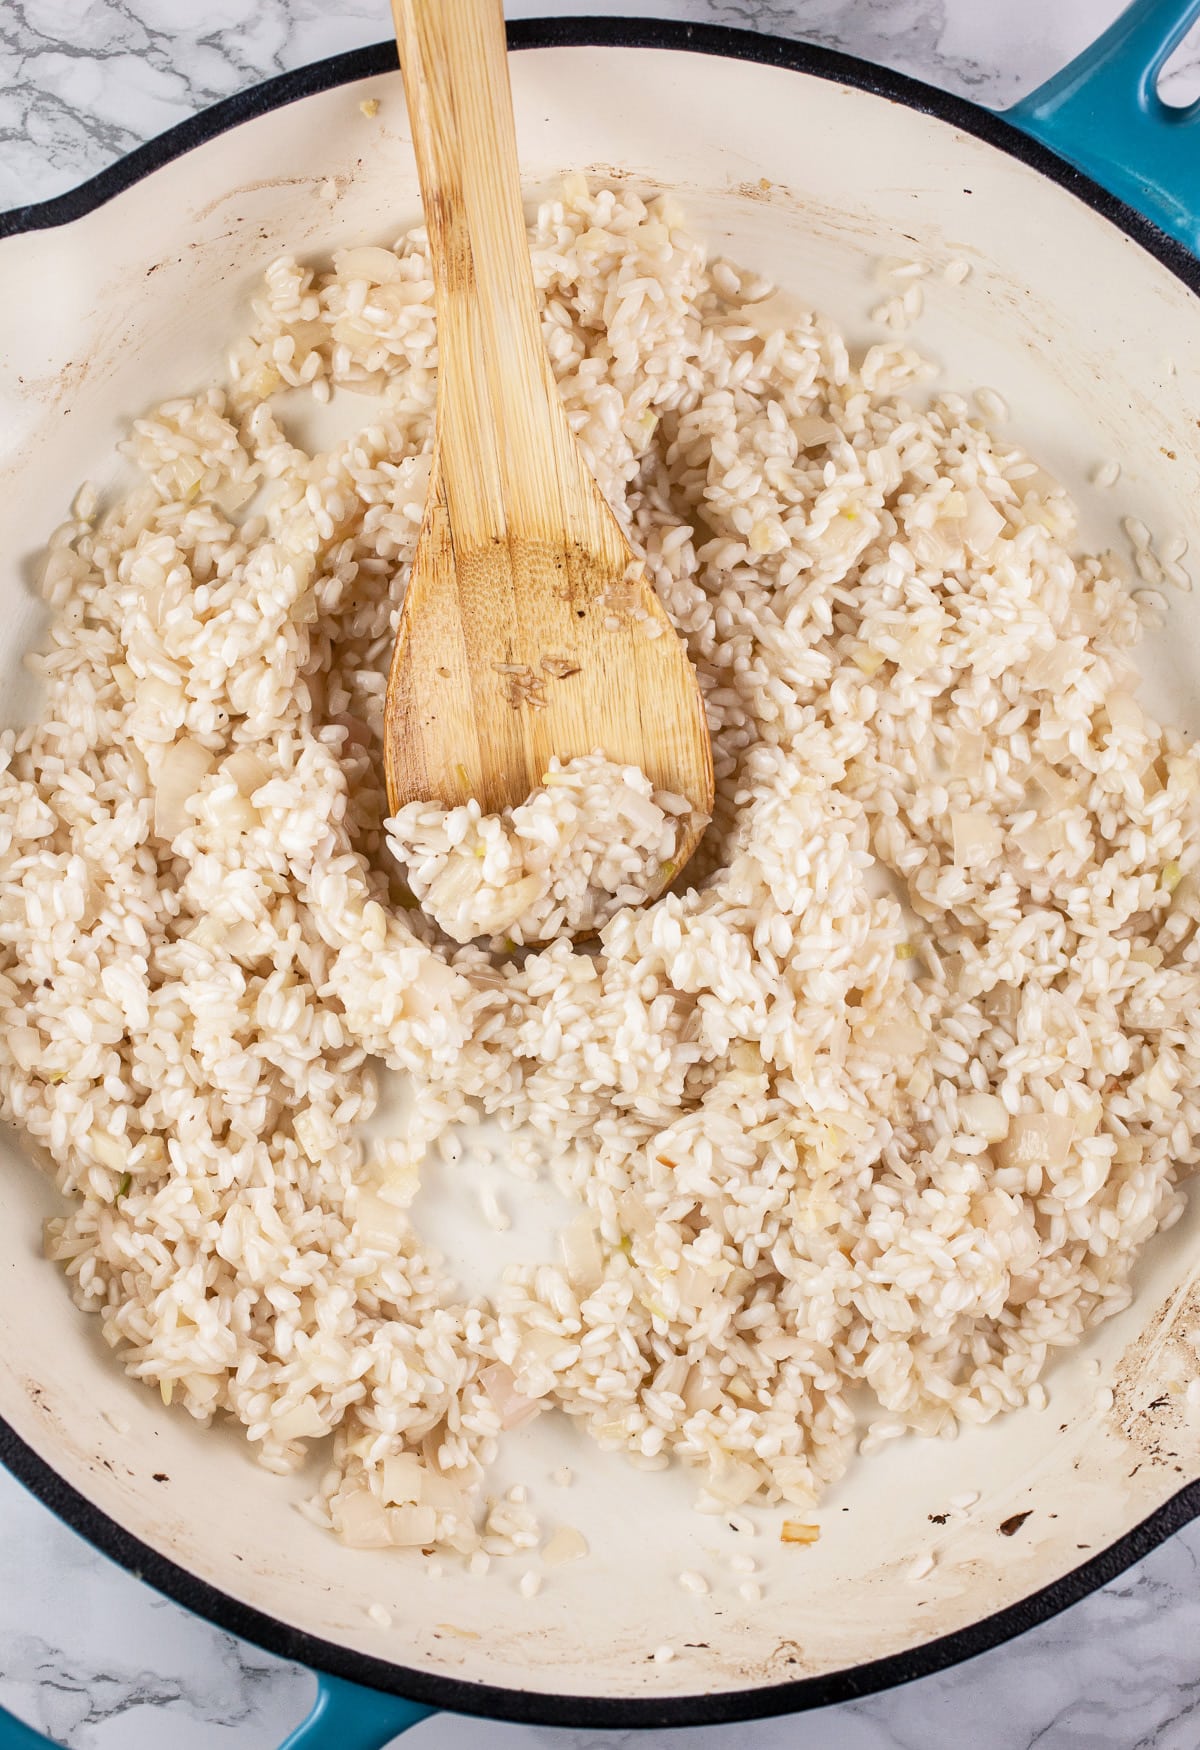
[1,5,1200,1745]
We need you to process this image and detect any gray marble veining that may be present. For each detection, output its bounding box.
[3,1,1200,1745]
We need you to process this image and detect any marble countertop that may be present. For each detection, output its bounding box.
[3,1,1200,1745]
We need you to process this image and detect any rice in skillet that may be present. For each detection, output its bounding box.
[3,178,1200,1557]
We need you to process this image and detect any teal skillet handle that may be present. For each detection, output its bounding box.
[277,1675,434,1749]
[0,1705,61,1750]
[1007,0,1200,253]
[0,1676,433,1749]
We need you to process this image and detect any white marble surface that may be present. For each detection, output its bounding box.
[4,0,1200,1745]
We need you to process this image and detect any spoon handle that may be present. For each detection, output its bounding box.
[391,0,584,546]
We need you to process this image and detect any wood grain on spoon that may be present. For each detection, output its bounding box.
[385,0,713,894]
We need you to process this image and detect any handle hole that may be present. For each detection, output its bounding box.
[1157,18,1200,106]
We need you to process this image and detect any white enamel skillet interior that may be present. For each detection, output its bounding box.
[3,12,1200,1746]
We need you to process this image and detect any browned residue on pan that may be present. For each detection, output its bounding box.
[1109,1262,1200,1479]
[191,174,326,225]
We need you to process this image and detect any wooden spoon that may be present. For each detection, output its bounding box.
[385,0,713,903]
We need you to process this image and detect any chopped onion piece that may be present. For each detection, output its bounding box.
[682,1367,725,1413]
[479,1362,539,1429]
[675,1259,726,1308]
[184,1372,221,1410]
[997,1110,1074,1173]
[867,1015,927,1058]
[618,1191,655,1237]
[1013,817,1066,860]
[962,487,1006,555]
[419,1469,465,1514]
[958,1092,1009,1143]
[388,1503,438,1546]
[1167,754,1200,796]
[542,1525,590,1566]
[200,786,260,837]
[274,1399,327,1441]
[423,867,543,943]
[334,1488,392,1549]
[705,1455,761,1506]
[951,811,1002,867]
[223,748,271,796]
[154,738,215,838]
[781,1519,820,1545]
[334,244,405,283]
[854,645,886,676]
[402,956,464,1022]
[792,413,839,449]
[1143,1058,1177,1106]
[910,522,963,571]
[138,674,185,716]
[1027,645,1076,691]
[1105,691,1145,736]
[744,287,806,338]
[559,1216,603,1291]
[6,1027,40,1074]
[731,1039,765,1076]
[1027,762,1076,809]
[772,1456,818,1506]
[381,1453,424,1505]
[515,1328,566,1391]
[1170,872,1199,914]
[221,918,259,958]
[950,730,986,781]
[354,1189,409,1244]
[90,1130,127,1171]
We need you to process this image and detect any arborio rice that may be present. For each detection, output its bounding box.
[386,753,697,946]
[3,178,1200,1561]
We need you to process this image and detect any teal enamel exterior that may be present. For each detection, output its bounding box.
[1007,0,1200,254]
[277,1674,434,1747]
